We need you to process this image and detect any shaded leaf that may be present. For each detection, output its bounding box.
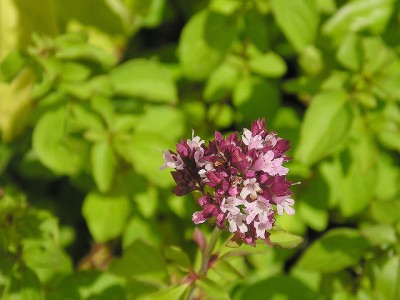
[196,278,230,300]
[238,275,316,300]
[296,228,369,273]
[164,246,191,272]
[146,284,189,300]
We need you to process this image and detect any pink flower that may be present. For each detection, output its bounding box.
[161,118,296,246]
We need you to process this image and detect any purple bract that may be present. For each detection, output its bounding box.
[161,119,295,246]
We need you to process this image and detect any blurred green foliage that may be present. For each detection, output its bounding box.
[1,0,400,299]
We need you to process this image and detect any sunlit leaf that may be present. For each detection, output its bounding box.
[82,193,131,243]
[295,90,352,166]
[33,108,88,175]
[268,227,304,248]
[271,0,319,52]
[109,239,167,284]
[323,0,394,39]
[91,141,116,193]
[249,51,287,78]
[111,59,177,103]
[178,10,237,80]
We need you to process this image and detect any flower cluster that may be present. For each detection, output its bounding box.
[161,119,295,246]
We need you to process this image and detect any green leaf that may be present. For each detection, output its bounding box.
[111,59,177,103]
[32,108,87,175]
[296,228,369,273]
[298,45,323,75]
[56,0,126,35]
[271,0,319,52]
[233,75,279,125]
[122,216,160,249]
[295,90,352,166]
[133,106,185,142]
[48,270,126,300]
[23,240,72,283]
[4,266,42,300]
[164,246,191,272]
[109,239,167,284]
[178,10,237,80]
[374,153,399,200]
[249,51,287,78]
[339,133,378,217]
[370,199,400,225]
[208,103,235,128]
[243,9,268,52]
[336,34,362,71]
[238,275,317,300]
[196,278,230,300]
[375,256,399,300]
[268,227,304,248]
[126,131,174,187]
[82,192,131,243]
[91,141,116,193]
[0,50,26,82]
[60,62,91,82]
[204,61,239,102]
[319,156,343,208]
[90,95,115,127]
[297,174,329,231]
[360,224,397,247]
[212,259,243,281]
[70,104,105,131]
[323,0,394,39]
[146,284,189,300]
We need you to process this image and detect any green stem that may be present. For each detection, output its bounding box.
[187,227,222,300]
[199,227,222,276]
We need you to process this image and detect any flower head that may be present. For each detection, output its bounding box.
[161,119,296,246]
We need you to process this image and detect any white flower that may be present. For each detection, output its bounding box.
[227,213,248,233]
[242,129,264,150]
[240,178,262,200]
[245,196,272,224]
[160,151,184,170]
[273,195,295,215]
[254,221,272,239]
[187,130,204,151]
[221,196,245,215]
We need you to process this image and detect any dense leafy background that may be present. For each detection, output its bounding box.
[1,0,400,299]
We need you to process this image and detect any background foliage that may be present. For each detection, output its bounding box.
[1,0,400,299]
